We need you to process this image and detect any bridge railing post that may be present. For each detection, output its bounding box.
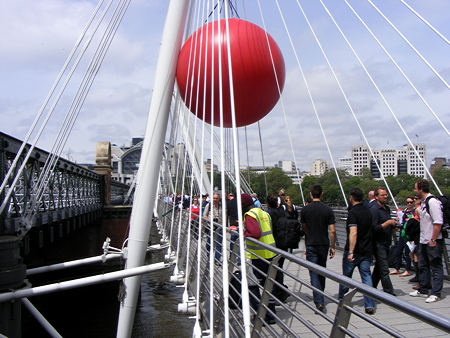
[252,255,281,336]
[330,288,357,337]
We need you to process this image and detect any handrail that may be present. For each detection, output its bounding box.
[157,199,450,337]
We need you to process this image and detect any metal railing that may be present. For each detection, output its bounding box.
[156,199,450,337]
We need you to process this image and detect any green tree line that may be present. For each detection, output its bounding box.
[244,166,450,207]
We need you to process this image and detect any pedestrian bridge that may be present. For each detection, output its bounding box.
[154,199,450,337]
[0,132,129,253]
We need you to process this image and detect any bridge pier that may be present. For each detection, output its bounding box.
[94,142,112,206]
[0,236,27,337]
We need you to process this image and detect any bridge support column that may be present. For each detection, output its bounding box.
[94,142,112,206]
[0,236,27,337]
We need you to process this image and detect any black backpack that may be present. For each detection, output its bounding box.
[273,210,304,250]
[401,217,420,241]
[424,195,449,238]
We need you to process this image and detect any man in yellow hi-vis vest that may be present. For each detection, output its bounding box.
[241,193,278,325]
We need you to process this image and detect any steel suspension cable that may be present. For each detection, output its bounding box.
[26,0,132,222]
[259,0,308,206]
[0,0,111,215]
[321,0,441,198]
[399,0,450,45]
[274,0,350,207]
[344,0,450,138]
[0,0,105,199]
[367,0,450,91]
[223,2,252,335]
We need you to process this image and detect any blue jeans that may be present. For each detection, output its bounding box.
[372,242,395,295]
[205,226,223,263]
[229,232,241,264]
[339,252,375,309]
[306,245,328,306]
[215,229,223,262]
[418,241,444,297]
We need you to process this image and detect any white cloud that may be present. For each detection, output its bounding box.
[1,0,449,174]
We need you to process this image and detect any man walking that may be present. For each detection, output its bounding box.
[339,188,375,314]
[301,184,336,311]
[410,179,444,303]
[370,187,396,295]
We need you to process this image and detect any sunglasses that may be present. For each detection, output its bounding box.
[406,201,413,204]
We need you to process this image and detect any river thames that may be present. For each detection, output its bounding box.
[22,218,193,337]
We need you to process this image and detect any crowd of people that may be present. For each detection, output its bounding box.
[161,177,445,321]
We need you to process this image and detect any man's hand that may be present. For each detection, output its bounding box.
[329,247,335,259]
[347,252,355,262]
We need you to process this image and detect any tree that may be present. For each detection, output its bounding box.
[247,167,296,202]
[359,167,373,180]
[431,167,450,193]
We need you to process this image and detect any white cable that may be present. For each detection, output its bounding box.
[345,0,449,138]
[399,0,450,45]
[0,0,105,198]
[367,0,450,91]
[320,0,440,199]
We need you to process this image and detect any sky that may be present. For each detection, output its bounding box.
[1,0,449,172]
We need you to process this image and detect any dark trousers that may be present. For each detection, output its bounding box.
[249,257,278,320]
[306,245,329,306]
[394,235,411,271]
[418,241,444,297]
[372,242,395,295]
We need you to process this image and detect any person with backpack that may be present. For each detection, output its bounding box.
[266,194,291,303]
[282,195,299,219]
[410,179,444,303]
[301,184,336,312]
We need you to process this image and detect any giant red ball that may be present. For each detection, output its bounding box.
[176,19,285,128]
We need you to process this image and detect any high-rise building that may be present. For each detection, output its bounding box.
[339,157,352,173]
[275,161,301,185]
[311,159,329,176]
[351,143,426,178]
[276,160,296,172]
[430,157,448,176]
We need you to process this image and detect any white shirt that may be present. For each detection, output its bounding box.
[419,194,443,244]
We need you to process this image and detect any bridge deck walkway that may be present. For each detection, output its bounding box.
[271,240,450,337]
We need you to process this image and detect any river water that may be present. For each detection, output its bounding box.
[21,218,193,337]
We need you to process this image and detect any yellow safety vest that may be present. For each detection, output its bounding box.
[245,208,277,259]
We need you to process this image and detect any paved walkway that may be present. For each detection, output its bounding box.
[272,241,450,337]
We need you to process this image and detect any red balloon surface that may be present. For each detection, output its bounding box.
[176,19,285,128]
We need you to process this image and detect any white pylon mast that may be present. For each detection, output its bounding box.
[116,1,190,337]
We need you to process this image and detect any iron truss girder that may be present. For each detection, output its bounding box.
[0,132,103,238]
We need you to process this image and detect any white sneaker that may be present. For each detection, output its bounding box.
[425,295,440,303]
[409,290,428,298]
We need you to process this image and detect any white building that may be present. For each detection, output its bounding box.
[311,159,329,176]
[351,143,426,178]
[339,157,352,173]
[275,160,296,172]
